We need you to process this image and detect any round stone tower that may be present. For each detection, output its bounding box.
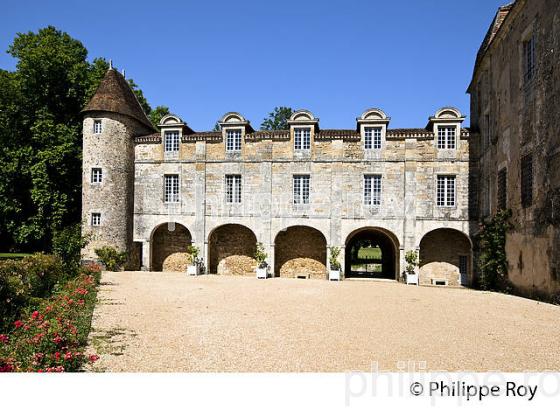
[81,67,155,266]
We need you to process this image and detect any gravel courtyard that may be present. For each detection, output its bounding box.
[86,271,560,372]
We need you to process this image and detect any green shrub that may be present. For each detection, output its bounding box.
[52,224,89,273]
[477,209,513,291]
[0,268,101,372]
[94,246,126,271]
[254,242,268,268]
[329,247,341,271]
[405,250,418,274]
[0,253,65,332]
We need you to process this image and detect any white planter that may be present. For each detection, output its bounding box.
[329,269,341,281]
[256,267,268,279]
[187,264,200,276]
[405,271,419,285]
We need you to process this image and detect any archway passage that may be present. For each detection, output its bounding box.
[419,228,471,286]
[209,224,257,276]
[151,223,192,271]
[345,228,398,279]
[274,226,327,279]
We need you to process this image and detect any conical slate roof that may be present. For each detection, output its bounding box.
[82,68,155,131]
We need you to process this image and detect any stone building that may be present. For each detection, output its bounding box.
[81,68,472,285]
[468,0,560,298]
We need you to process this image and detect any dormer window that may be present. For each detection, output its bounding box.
[437,126,456,149]
[93,120,102,134]
[164,131,180,152]
[364,127,382,150]
[294,128,311,151]
[226,129,242,152]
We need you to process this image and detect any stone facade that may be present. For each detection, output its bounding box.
[468,0,560,298]
[82,70,473,285]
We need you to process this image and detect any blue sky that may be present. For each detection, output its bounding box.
[0,0,506,130]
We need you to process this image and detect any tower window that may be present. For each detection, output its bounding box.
[225,175,242,203]
[437,175,456,207]
[364,127,382,150]
[497,168,507,210]
[364,175,381,206]
[437,126,456,149]
[91,213,101,226]
[164,174,180,203]
[523,35,536,84]
[93,120,103,134]
[293,175,310,204]
[521,154,533,208]
[164,131,180,152]
[91,168,103,184]
[226,129,242,152]
[294,128,311,151]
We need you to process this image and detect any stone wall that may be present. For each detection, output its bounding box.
[469,0,560,297]
[275,226,327,279]
[419,229,471,286]
[82,113,151,269]
[152,223,192,271]
[209,224,257,275]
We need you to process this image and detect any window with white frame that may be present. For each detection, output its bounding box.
[294,128,311,151]
[364,175,381,206]
[437,126,456,149]
[523,35,536,84]
[226,129,242,152]
[91,168,103,183]
[164,131,180,153]
[164,174,180,203]
[437,175,456,207]
[93,120,102,134]
[364,127,382,150]
[293,175,310,204]
[225,175,242,203]
[91,213,101,226]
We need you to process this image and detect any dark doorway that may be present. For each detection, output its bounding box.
[345,229,397,279]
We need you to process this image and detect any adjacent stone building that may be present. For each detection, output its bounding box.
[81,67,472,286]
[468,0,560,298]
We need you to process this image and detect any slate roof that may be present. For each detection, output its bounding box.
[82,68,155,132]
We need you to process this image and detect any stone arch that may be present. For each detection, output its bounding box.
[434,107,463,119]
[359,108,388,121]
[208,224,257,275]
[289,109,315,122]
[274,226,327,279]
[344,227,400,279]
[418,228,472,286]
[151,222,192,271]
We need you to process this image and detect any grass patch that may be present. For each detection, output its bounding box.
[0,253,32,259]
[357,247,382,259]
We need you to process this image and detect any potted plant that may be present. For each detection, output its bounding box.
[186,244,201,276]
[405,250,419,285]
[329,246,342,281]
[255,242,268,279]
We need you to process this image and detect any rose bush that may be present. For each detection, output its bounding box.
[0,267,100,372]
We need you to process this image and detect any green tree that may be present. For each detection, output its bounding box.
[260,106,293,130]
[0,26,154,251]
[149,105,171,128]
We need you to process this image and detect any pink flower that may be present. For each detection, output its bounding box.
[53,335,63,344]
[64,352,72,361]
[54,352,61,361]
[88,354,99,363]
[14,320,23,329]
[31,311,40,320]
[0,334,8,344]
